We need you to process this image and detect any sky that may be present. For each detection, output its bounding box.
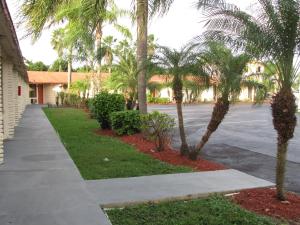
[7,0,254,67]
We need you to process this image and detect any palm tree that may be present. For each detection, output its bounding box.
[51,29,65,72]
[154,44,206,155]
[189,42,256,159]
[102,36,117,73]
[197,0,299,200]
[107,48,139,109]
[135,0,175,114]
[21,0,126,70]
[106,38,156,109]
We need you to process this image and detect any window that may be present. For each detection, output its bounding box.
[257,66,261,73]
[29,84,37,98]
[18,86,21,96]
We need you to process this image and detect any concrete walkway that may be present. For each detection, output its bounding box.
[0,105,111,225]
[87,170,273,208]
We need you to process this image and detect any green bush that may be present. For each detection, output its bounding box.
[147,95,171,104]
[93,92,125,129]
[111,110,141,135]
[87,98,96,118]
[141,111,175,152]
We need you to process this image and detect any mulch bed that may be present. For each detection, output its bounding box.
[96,129,300,222]
[96,129,226,171]
[233,188,300,222]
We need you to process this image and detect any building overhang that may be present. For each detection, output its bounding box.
[0,0,27,81]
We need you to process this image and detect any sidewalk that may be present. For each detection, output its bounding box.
[0,105,275,225]
[87,170,273,208]
[0,105,111,225]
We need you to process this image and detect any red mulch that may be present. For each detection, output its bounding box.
[233,188,300,221]
[96,129,226,171]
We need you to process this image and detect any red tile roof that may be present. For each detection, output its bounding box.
[28,71,110,84]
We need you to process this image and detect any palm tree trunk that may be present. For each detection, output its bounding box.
[95,22,103,75]
[136,0,148,114]
[176,101,189,155]
[276,141,288,201]
[67,48,72,90]
[189,96,230,160]
[174,79,189,155]
[271,87,297,200]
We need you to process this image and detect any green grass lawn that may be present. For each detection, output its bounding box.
[43,108,191,179]
[106,196,277,225]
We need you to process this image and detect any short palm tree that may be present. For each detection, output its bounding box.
[189,42,264,160]
[197,0,299,200]
[107,49,139,109]
[154,44,206,155]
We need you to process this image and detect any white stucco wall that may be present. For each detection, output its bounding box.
[43,84,58,105]
[200,87,214,102]
[0,48,30,164]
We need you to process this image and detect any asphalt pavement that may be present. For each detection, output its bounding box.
[149,103,300,193]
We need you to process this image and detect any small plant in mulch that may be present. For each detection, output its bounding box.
[141,111,175,152]
[233,188,300,223]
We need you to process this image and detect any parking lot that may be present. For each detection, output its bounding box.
[149,104,300,193]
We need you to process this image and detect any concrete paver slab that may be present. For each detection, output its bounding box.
[0,105,111,225]
[86,169,274,207]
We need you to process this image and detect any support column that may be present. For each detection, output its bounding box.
[0,47,4,164]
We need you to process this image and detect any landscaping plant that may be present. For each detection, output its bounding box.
[154,44,207,155]
[93,92,125,129]
[110,110,141,135]
[197,0,299,201]
[141,111,175,152]
[189,42,262,160]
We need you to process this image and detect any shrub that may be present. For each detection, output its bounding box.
[64,93,82,107]
[87,98,96,118]
[141,111,175,152]
[147,96,171,104]
[93,92,125,129]
[58,92,66,105]
[111,110,141,135]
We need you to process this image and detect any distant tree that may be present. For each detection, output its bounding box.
[49,59,68,72]
[26,60,49,71]
[75,65,93,73]
[51,29,65,72]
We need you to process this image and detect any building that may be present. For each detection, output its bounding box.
[0,0,30,164]
[28,63,266,106]
[150,61,266,103]
[28,71,110,105]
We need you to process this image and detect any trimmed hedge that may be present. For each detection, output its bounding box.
[111,110,141,135]
[93,92,125,129]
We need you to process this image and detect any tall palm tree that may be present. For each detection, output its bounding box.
[51,29,65,72]
[154,44,206,155]
[102,36,117,73]
[21,0,126,69]
[197,0,299,200]
[189,42,256,159]
[135,0,175,114]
